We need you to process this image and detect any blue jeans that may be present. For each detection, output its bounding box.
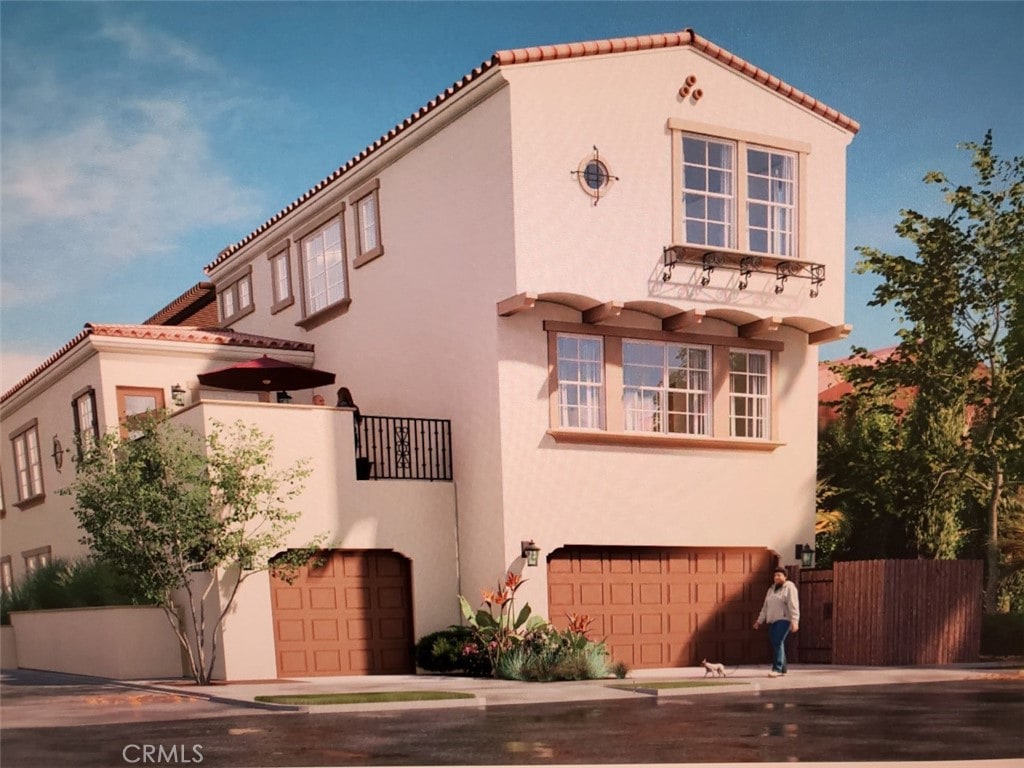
[769,620,791,673]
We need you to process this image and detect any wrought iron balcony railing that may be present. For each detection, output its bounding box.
[355,415,453,481]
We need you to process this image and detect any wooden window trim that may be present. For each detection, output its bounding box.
[9,418,44,506]
[116,386,166,439]
[72,387,100,459]
[219,266,255,325]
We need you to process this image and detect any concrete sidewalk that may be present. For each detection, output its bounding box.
[137,662,1023,714]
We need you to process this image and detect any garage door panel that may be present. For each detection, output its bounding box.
[270,551,414,677]
[549,546,772,668]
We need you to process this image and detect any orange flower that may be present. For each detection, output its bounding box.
[481,589,500,605]
[505,572,523,590]
[566,612,594,634]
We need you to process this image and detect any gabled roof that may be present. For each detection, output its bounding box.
[1,324,313,404]
[144,282,218,326]
[206,27,858,273]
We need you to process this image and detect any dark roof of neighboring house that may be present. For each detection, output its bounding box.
[144,282,218,326]
[1,324,313,404]
[206,27,859,273]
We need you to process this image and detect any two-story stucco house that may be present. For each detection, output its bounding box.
[1,28,857,680]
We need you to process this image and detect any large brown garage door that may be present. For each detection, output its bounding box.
[270,550,414,676]
[548,546,774,668]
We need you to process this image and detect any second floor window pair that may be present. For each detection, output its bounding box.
[682,135,796,258]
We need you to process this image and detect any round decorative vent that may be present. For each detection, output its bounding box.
[574,147,618,204]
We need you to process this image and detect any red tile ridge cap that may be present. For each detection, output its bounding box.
[207,27,857,274]
[1,325,313,404]
[143,281,216,326]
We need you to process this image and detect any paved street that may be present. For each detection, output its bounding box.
[1,669,1022,767]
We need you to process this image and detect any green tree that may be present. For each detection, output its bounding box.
[852,132,1024,611]
[62,414,322,683]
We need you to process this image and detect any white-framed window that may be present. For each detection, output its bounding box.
[729,349,771,439]
[72,387,99,457]
[623,340,711,435]
[302,218,347,315]
[746,148,795,257]
[0,556,12,594]
[682,136,734,249]
[350,178,384,268]
[556,334,605,429]
[22,546,51,574]
[10,420,44,503]
[677,128,800,258]
[219,269,254,324]
[269,247,293,313]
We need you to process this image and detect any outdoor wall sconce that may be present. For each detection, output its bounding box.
[171,383,186,407]
[795,543,815,568]
[521,540,541,567]
[276,391,293,404]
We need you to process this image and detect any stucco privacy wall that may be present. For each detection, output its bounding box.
[170,401,458,680]
[502,46,852,321]
[214,83,519,610]
[10,607,182,679]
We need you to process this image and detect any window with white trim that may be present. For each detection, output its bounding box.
[220,270,254,324]
[10,420,44,503]
[302,218,347,315]
[729,349,771,438]
[556,334,604,429]
[679,130,799,258]
[23,546,51,574]
[269,248,293,313]
[350,178,384,268]
[623,340,711,435]
[72,387,99,457]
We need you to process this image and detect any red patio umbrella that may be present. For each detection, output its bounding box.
[198,355,335,395]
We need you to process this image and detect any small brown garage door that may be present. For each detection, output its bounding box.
[270,550,414,676]
[548,546,774,668]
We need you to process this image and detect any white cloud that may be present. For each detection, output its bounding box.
[97,18,220,74]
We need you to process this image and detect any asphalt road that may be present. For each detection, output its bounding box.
[1,671,1022,767]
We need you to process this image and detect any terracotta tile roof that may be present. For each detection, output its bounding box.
[206,27,858,273]
[1,324,313,404]
[144,282,217,326]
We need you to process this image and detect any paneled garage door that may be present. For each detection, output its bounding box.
[548,546,774,668]
[270,550,414,676]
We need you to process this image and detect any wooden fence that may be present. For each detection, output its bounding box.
[796,559,982,666]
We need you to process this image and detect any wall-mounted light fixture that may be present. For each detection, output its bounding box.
[171,384,186,407]
[521,540,540,567]
[276,391,293,404]
[795,543,815,568]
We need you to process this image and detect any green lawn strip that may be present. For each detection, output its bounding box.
[608,680,747,691]
[254,691,475,706]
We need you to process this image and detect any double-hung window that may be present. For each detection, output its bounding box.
[350,178,384,268]
[0,556,12,594]
[556,334,604,429]
[623,340,711,435]
[269,247,294,313]
[302,218,347,315]
[23,546,51,574]
[729,350,771,438]
[72,387,99,457]
[10,420,43,503]
[674,124,803,259]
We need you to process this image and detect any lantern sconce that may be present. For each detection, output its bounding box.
[171,383,186,407]
[276,391,293,404]
[521,540,541,567]
[795,543,815,568]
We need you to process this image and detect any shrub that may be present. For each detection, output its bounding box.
[415,626,492,676]
[0,558,148,625]
[495,618,609,682]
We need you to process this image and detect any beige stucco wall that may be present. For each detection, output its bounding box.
[10,606,183,678]
[170,400,458,679]
[1,625,17,669]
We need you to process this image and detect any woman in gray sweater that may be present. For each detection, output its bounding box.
[754,566,800,677]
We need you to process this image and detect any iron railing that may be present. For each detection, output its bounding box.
[355,415,453,481]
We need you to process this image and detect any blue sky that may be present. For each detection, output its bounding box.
[2,1,1022,391]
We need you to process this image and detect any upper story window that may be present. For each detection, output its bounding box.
[116,386,165,440]
[23,546,51,574]
[671,121,806,261]
[555,334,604,429]
[548,323,780,450]
[220,268,254,324]
[350,178,384,268]
[0,556,12,594]
[623,340,711,436]
[268,246,294,314]
[301,217,347,316]
[72,387,99,457]
[729,349,771,439]
[10,419,44,504]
